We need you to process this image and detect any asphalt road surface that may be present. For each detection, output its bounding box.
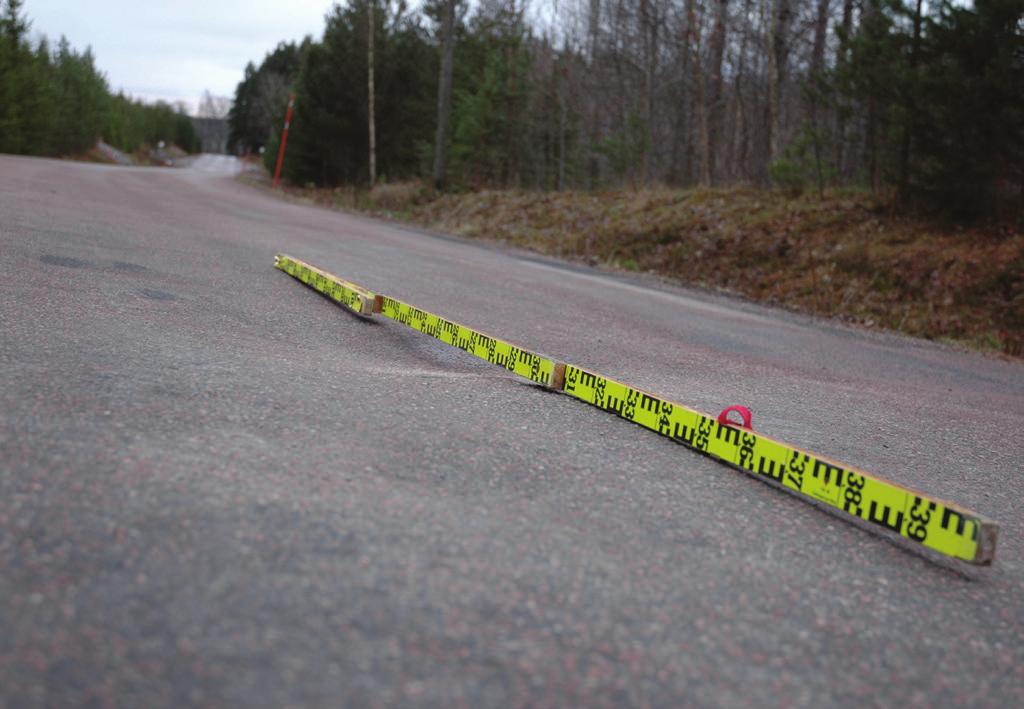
[1,154,1022,708]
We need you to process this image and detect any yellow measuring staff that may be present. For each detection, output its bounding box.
[561,365,998,564]
[275,254,378,316]
[274,254,564,389]
[378,296,565,389]
[273,255,999,565]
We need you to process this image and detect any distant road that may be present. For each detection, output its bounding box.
[187,152,243,174]
[1,154,1022,707]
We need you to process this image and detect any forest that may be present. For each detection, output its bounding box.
[0,0,198,159]
[229,0,1023,221]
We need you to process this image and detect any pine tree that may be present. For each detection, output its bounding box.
[0,0,31,153]
[911,0,1024,218]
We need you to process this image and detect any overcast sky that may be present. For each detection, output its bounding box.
[24,0,339,114]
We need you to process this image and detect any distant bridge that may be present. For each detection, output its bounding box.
[191,117,229,154]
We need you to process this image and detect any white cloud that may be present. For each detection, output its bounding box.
[24,0,337,110]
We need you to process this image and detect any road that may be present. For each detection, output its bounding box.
[1,153,1022,707]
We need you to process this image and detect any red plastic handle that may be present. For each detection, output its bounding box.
[717,405,753,430]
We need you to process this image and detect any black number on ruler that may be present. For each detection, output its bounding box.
[694,417,713,452]
[623,390,639,420]
[737,433,756,470]
[564,366,579,392]
[657,401,673,435]
[843,472,865,516]
[787,451,808,490]
[906,497,935,542]
[436,318,452,342]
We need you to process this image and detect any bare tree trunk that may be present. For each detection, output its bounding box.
[641,0,651,181]
[767,0,792,169]
[640,0,661,184]
[810,0,829,79]
[587,0,601,187]
[866,95,878,192]
[687,0,704,186]
[558,46,568,190]
[729,0,751,182]
[703,0,728,186]
[690,0,710,186]
[368,0,377,187]
[432,0,456,191]
[834,0,854,178]
[898,0,923,203]
[808,0,830,197]
[862,0,880,193]
[669,1,693,185]
[610,2,632,186]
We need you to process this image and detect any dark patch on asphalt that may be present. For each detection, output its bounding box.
[108,260,148,274]
[40,254,88,268]
[139,288,178,302]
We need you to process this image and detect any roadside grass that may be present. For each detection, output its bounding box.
[66,145,118,164]
[246,174,1023,357]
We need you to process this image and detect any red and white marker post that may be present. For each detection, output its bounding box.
[272,94,295,189]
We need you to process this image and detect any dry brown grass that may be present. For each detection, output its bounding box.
[416,188,1023,355]
[366,181,431,212]
[260,177,1024,355]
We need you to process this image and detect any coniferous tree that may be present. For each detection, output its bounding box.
[0,0,199,158]
[282,0,435,186]
[910,0,1024,218]
[228,41,307,155]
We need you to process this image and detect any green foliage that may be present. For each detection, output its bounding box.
[446,6,584,191]
[768,158,807,197]
[833,0,1024,220]
[228,41,307,155]
[911,0,1024,219]
[772,126,836,197]
[596,112,649,187]
[448,7,531,187]
[0,0,199,158]
[51,38,109,155]
[106,94,199,154]
[243,0,583,190]
[282,0,437,186]
[0,0,53,155]
[262,130,280,173]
